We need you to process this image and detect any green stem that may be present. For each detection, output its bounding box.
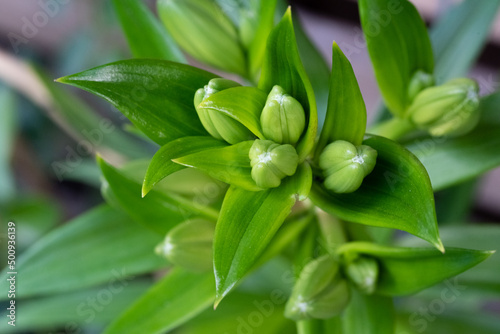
[368,117,416,141]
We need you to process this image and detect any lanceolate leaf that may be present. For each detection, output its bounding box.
[259,8,317,161]
[310,135,443,251]
[431,0,500,83]
[337,242,493,296]
[342,288,394,334]
[173,141,261,191]
[199,86,267,138]
[213,167,309,305]
[98,156,218,235]
[359,0,434,117]
[0,205,165,299]
[398,225,500,293]
[57,59,217,146]
[317,42,366,156]
[112,0,185,62]
[142,136,227,196]
[0,87,16,200]
[104,268,215,334]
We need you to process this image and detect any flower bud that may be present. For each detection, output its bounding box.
[155,219,214,272]
[260,85,306,146]
[158,0,246,75]
[344,256,379,294]
[319,140,377,194]
[285,255,350,321]
[408,78,480,137]
[249,140,299,189]
[407,70,435,103]
[194,78,255,144]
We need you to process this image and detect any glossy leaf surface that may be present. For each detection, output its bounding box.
[213,168,309,304]
[337,242,493,296]
[317,42,366,155]
[57,59,217,146]
[310,135,443,250]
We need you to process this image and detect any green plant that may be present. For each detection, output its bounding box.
[1,0,500,333]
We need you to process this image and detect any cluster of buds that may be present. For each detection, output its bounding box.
[408,78,480,137]
[194,80,307,190]
[319,140,377,194]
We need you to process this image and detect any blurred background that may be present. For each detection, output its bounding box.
[0,0,499,333]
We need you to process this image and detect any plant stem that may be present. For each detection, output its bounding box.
[368,117,416,141]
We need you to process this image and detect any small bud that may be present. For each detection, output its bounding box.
[158,0,246,76]
[194,78,255,144]
[319,140,377,194]
[408,78,480,137]
[155,219,214,272]
[407,70,435,102]
[285,255,350,321]
[344,256,379,294]
[249,139,299,189]
[260,85,306,146]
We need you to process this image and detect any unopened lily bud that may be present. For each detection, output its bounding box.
[194,78,254,144]
[319,140,377,194]
[407,70,435,102]
[155,219,214,272]
[260,85,306,146]
[285,255,350,321]
[249,140,299,189]
[158,0,246,75]
[345,256,379,294]
[408,78,480,137]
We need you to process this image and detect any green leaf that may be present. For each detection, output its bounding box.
[199,86,267,138]
[248,0,279,80]
[342,288,394,334]
[104,268,215,334]
[406,124,500,191]
[0,205,165,299]
[310,135,443,251]
[397,225,500,294]
[317,42,366,156]
[337,242,493,296]
[143,136,226,196]
[0,87,16,201]
[112,0,185,62]
[57,59,217,146]
[213,169,308,305]
[34,67,146,161]
[431,0,500,83]
[359,0,434,117]
[0,281,150,333]
[294,12,331,130]
[259,8,317,161]
[173,141,261,191]
[98,156,218,235]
